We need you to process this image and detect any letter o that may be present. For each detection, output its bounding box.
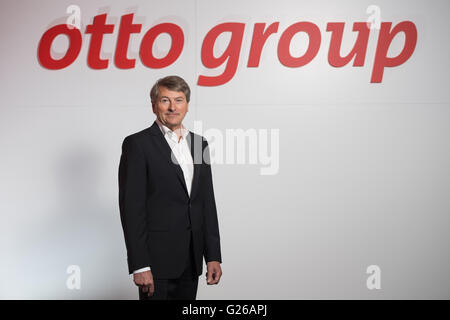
[139,23,184,68]
[278,22,321,67]
[38,24,82,69]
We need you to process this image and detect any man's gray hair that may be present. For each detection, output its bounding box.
[150,75,191,104]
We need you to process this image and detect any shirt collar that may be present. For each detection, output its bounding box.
[155,118,189,142]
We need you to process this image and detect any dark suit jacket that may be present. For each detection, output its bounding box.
[118,120,222,279]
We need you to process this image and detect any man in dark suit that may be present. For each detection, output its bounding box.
[118,75,222,300]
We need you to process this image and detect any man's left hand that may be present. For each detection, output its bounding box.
[206,261,222,285]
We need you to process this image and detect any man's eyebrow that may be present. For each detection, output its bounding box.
[160,95,185,99]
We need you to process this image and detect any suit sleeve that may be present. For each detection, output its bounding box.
[118,136,151,274]
[202,139,222,263]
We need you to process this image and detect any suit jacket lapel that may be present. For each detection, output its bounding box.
[149,121,199,199]
[186,132,201,200]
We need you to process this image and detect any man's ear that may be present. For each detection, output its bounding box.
[151,103,156,114]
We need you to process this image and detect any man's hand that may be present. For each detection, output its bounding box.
[206,261,222,285]
[133,270,154,297]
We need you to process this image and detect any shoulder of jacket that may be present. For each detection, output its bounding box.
[123,126,152,143]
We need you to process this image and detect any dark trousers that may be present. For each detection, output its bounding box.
[139,232,199,300]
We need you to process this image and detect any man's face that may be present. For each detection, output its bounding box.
[152,86,189,130]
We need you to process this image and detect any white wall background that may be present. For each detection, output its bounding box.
[0,0,449,299]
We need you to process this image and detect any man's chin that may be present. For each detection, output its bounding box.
[165,120,181,128]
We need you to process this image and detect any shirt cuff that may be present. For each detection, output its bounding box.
[133,266,151,274]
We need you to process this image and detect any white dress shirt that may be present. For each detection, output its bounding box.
[133,119,194,275]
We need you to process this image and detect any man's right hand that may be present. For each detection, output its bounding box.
[133,270,154,297]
